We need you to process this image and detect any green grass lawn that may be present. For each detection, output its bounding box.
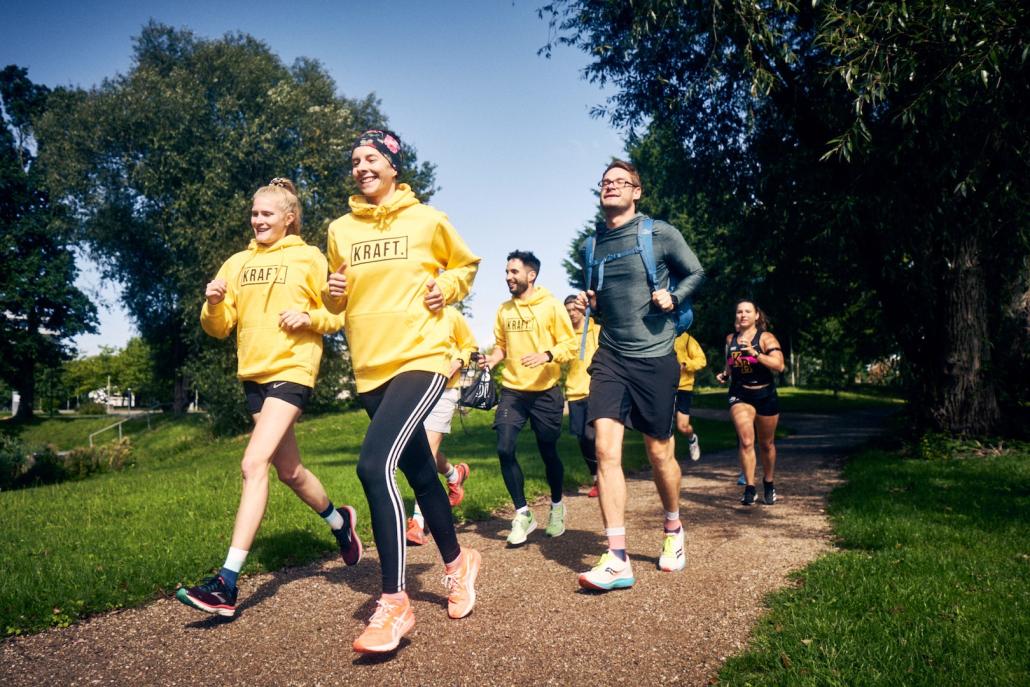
[2,414,161,452]
[718,441,1030,686]
[0,408,734,635]
[692,386,904,413]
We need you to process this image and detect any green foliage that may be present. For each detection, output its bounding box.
[543,0,1030,435]
[719,443,1030,686]
[36,23,436,412]
[76,401,107,415]
[182,346,249,435]
[0,435,28,490]
[0,65,98,419]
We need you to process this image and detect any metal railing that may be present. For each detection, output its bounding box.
[87,406,161,447]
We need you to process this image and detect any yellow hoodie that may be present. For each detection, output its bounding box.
[674,332,707,391]
[442,306,479,390]
[565,319,600,401]
[324,184,480,392]
[493,286,578,392]
[200,234,344,387]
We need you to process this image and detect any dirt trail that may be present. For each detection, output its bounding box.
[0,409,888,686]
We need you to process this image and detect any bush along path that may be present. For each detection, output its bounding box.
[0,409,888,686]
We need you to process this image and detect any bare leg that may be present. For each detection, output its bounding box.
[425,430,452,473]
[730,403,758,486]
[229,398,302,551]
[272,424,331,512]
[594,418,626,546]
[644,434,681,525]
[755,413,779,482]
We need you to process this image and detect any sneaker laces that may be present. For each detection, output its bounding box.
[197,575,227,592]
[367,599,397,628]
[441,561,466,593]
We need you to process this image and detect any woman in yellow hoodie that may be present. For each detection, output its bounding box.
[324,130,482,654]
[176,179,361,619]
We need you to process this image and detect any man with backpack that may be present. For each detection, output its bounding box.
[574,160,705,591]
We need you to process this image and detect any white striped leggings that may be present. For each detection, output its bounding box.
[356,371,460,594]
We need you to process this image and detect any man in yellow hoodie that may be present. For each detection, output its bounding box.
[482,251,578,546]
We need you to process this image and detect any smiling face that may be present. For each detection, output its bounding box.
[352,145,398,205]
[250,193,294,246]
[505,259,534,297]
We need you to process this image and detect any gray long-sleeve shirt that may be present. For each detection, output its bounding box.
[589,213,704,358]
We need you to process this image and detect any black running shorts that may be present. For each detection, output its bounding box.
[675,390,694,416]
[243,380,313,414]
[728,384,779,417]
[586,346,679,440]
[567,397,594,441]
[492,386,564,443]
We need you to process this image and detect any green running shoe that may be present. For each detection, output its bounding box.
[545,503,566,537]
[506,510,537,546]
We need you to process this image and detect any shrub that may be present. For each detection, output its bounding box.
[0,435,28,490]
[21,446,68,486]
[77,401,107,415]
[63,438,134,478]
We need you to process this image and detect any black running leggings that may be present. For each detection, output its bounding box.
[496,425,564,509]
[357,371,459,594]
[578,436,598,476]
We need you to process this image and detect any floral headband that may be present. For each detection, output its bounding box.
[351,129,402,170]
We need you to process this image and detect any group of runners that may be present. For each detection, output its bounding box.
[175,132,786,653]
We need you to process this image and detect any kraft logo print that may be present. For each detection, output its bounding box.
[504,317,534,332]
[351,237,408,265]
[239,266,288,286]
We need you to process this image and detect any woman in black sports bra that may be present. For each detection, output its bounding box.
[715,300,785,506]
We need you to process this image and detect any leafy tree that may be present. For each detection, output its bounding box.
[543,0,1030,434]
[63,337,160,407]
[37,23,437,415]
[0,66,97,420]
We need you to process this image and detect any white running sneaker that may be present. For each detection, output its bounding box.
[688,434,701,462]
[658,529,686,572]
[506,510,537,546]
[578,551,635,591]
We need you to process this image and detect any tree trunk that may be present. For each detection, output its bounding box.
[928,232,1000,435]
[172,373,186,415]
[14,365,36,420]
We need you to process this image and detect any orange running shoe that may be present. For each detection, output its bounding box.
[442,548,481,619]
[447,463,471,507]
[406,517,428,546]
[352,597,415,653]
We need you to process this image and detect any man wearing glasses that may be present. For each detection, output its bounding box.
[573,160,705,591]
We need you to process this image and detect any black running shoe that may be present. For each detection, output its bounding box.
[740,485,757,506]
[763,481,777,505]
[175,575,238,617]
[334,505,363,566]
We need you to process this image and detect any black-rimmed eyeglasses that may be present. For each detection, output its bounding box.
[598,179,638,190]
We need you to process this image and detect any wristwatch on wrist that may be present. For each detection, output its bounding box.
[545,351,554,362]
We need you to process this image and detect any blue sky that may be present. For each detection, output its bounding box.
[2,1,624,355]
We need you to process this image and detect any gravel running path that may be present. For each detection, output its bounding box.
[0,409,888,686]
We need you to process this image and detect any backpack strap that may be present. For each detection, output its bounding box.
[580,234,597,360]
[637,217,658,293]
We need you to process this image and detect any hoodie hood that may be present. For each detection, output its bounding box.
[245,233,307,253]
[348,183,420,230]
[512,285,555,321]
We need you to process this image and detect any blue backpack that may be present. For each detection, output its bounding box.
[579,218,694,359]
